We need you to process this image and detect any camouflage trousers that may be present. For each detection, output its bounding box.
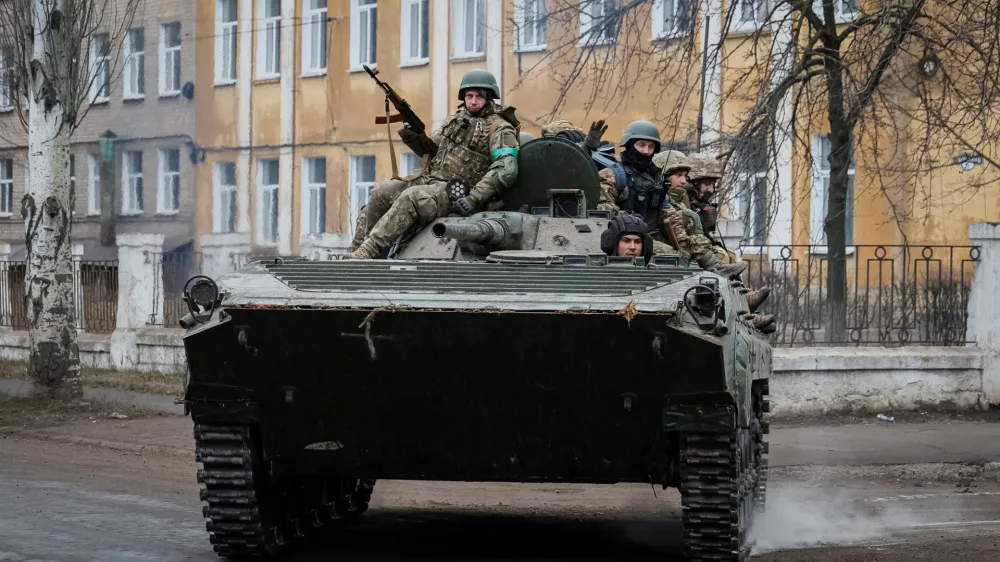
[713,245,737,264]
[649,231,677,257]
[348,178,420,251]
[367,181,451,249]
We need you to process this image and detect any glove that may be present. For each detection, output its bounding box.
[585,119,608,150]
[397,123,421,143]
[453,197,474,216]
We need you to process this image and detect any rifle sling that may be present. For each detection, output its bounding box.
[384,97,400,180]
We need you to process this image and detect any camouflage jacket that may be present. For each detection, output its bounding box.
[417,104,520,209]
[597,168,628,211]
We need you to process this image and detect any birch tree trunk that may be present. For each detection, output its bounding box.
[23,0,82,399]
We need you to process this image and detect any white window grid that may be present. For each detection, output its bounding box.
[124,28,145,99]
[400,152,421,177]
[0,159,11,216]
[350,0,378,69]
[400,0,429,65]
[732,0,769,31]
[302,157,327,235]
[809,134,856,248]
[579,0,619,46]
[349,155,376,240]
[257,0,281,78]
[158,148,181,213]
[728,143,769,248]
[121,150,144,213]
[88,154,101,215]
[89,33,111,103]
[811,0,858,22]
[514,0,547,52]
[160,22,182,96]
[256,159,279,244]
[651,0,691,40]
[302,0,328,75]
[454,0,485,57]
[0,49,13,111]
[215,0,238,84]
[214,161,238,233]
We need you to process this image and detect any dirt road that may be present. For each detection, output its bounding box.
[1,432,998,562]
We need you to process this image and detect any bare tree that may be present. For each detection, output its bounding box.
[511,0,1000,341]
[0,0,138,398]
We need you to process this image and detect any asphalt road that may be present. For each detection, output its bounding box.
[0,435,998,562]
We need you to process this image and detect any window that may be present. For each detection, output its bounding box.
[454,0,485,57]
[257,159,279,244]
[0,48,13,111]
[302,0,328,74]
[730,138,769,247]
[215,0,238,84]
[258,0,281,78]
[160,22,182,95]
[124,28,145,98]
[351,0,378,69]
[580,0,619,46]
[121,150,143,213]
[400,0,429,64]
[349,155,376,239]
[733,0,768,30]
[514,0,547,51]
[400,152,421,177]
[810,134,855,247]
[214,161,237,233]
[812,0,857,21]
[0,159,11,215]
[88,154,101,215]
[158,148,180,213]
[89,33,110,102]
[303,157,327,234]
[652,0,691,39]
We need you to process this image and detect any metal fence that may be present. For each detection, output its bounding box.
[739,245,980,346]
[1,262,28,329]
[79,260,119,333]
[149,251,204,328]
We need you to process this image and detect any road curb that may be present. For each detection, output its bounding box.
[0,428,192,458]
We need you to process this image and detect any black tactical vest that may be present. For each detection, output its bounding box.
[622,164,664,230]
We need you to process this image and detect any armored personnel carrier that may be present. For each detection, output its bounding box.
[180,137,772,561]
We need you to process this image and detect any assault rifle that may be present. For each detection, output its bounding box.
[363,65,438,167]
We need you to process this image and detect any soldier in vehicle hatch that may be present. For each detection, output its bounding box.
[346,69,521,260]
[599,213,654,264]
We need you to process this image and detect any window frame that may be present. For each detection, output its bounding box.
[514,0,547,52]
[301,156,327,235]
[87,154,101,216]
[158,148,181,214]
[350,0,378,71]
[0,158,12,216]
[89,32,111,103]
[579,0,620,47]
[121,150,144,214]
[123,27,145,100]
[731,0,770,33]
[454,0,486,58]
[213,161,238,233]
[400,0,430,66]
[257,0,281,79]
[727,142,770,249]
[348,155,376,241]
[0,49,13,112]
[811,0,858,23]
[809,133,856,252]
[302,0,328,75]
[651,0,692,40]
[159,22,182,96]
[215,0,238,85]
[256,158,280,245]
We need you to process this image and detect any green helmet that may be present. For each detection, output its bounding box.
[620,120,661,150]
[652,150,691,176]
[458,69,501,100]
[519,131,535,144]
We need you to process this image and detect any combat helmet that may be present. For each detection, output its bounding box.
[458,69,501,100]
[620,120,662,152]
[687,152,724,182]
[652,150,691,176]
[540,119,581,137]
[519,131,535,144]
[600,213,653,263]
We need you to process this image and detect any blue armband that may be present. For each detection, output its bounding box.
[491,147,518,160]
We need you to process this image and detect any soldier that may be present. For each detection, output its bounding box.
[599,213,653,263]
[346,69,520,260]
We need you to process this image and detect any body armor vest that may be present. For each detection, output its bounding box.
[424,108,503,187]
[621,164,664,230]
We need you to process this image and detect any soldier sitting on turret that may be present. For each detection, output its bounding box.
[346,69,521,260]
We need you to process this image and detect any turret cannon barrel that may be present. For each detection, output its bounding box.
[431,217,514,247]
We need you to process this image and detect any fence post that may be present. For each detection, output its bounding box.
[0,243,10,328]
[72,244,84,331]
[967,223,1000,407]
[111,233,165,369]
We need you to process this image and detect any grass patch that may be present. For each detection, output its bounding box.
[0,361,184,396]
[0,393,171,430]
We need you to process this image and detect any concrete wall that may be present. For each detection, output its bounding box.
[0,328,184,374]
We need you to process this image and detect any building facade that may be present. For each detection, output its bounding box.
[191,0,1000,259]
[0,0,198,260]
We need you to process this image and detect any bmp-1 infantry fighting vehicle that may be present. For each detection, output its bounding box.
[180,137,772,562]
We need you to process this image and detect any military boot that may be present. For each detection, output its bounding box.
[746,286,771,313]
[344,238,380,260]
[697,250,748,280]
[749,313,775,330]
[758,322,776,335]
